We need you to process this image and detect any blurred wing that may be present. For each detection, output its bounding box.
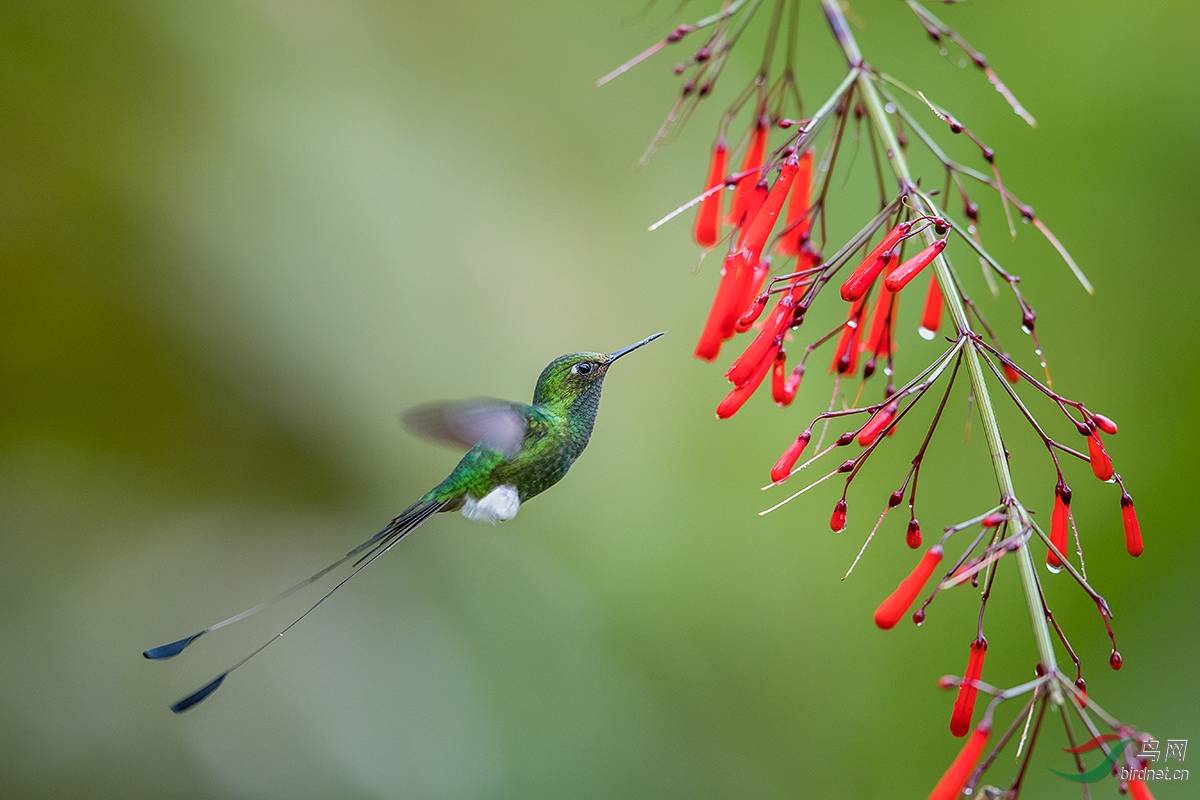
[400,398,528,458]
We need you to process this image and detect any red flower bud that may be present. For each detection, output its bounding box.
[981,513,1005,528]
[693,139,727,247]
[950,637,988,737]
[1047,486,1071,572]
[1074,676,1087,708]
[1110,650,1123,670]
[1086,432,1114,481]
[1122,493,1143,557]
[777,148,814,256]
[906,519,922,549]
[840,222,912,302]
[884,239,948,292]
[830,499,847,533]
[918,273,942,340]
[858,401,898,446]
[1093,414,1118,435]
[928,719,991,800]
[874,545,943,629]
[727,118,769,226]
[770,431,811,483]
[715,345,774,419]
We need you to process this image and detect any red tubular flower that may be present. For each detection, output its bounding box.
[1087,432,1114,481]
[840,247,897,303]
[726,292,796,386]
[906,519,922,549]
[918,273,942,340]
[727,118,768,226]
[1047,486,1071,572]
[715,345,774,419]
[858,401,897,446]
[928,719,991,800]
[874,545,943,629]
[734,291,768,334]
[863,284,897,359]
[830,296,867,376]
[1127,764,1156,800]
[884,239,948,292]
[694,250,751,361]
[776,148,813,256]
[770,349,796,407]
[840,222,912,302]
[770,431,810,483]
[950,637,988,737]
[738,156,800,263]
[1001,358,1020,384]
[1122,493,1143,557]
[830,499,847,533]
[693,138,727,247]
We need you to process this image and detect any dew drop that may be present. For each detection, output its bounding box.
[917,326,937,341]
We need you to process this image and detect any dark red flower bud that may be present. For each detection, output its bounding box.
[884,239,948,292]
[1074,676,1087,708]
[1121,493,1143,557]
[693,139,727,247]
[981,513,1005,528]
[928,719,991,800]
[1093,414,1118,435]
[906,519,922,549]
[1087,432,1114,481]
[874,545,943,629]
[830,499,847,533]
[950,637,988,737]
[770,431,811,484]
[889,490,904,508]
[1109,650,1123,670]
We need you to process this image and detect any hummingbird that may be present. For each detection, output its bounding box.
[143,332,665,713]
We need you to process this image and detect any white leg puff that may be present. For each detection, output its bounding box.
[460,484,521,524]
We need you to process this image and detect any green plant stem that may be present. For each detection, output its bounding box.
[819,0,1061,703]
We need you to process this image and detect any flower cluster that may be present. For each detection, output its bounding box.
[603,0,1152,795]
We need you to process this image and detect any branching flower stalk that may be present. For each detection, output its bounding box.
[602,1,1150,795]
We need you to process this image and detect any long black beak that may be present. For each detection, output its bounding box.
[608,331,666,362]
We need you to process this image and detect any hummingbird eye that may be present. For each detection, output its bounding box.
[573,362,594,376]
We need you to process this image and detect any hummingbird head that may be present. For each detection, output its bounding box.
[532,332,665,410]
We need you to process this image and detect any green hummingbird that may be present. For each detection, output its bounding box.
[144,332,665,713]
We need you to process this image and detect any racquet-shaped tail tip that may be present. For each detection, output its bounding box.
[169,672,228,714]
[143,631,206,660]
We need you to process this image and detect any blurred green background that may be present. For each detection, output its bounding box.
[2,1,1196,797]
